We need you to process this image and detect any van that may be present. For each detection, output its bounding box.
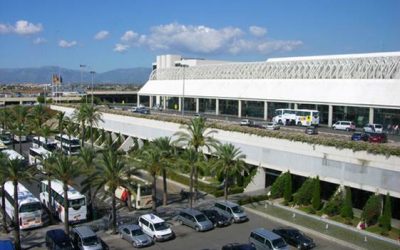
[45,229,74,250]
[249,228,288,250]
[138,214,175,241]
[71,226,103,250]
[176,208,214,232]
[214,200,248,223]
[363,123,383,133]
[332,121,356,131]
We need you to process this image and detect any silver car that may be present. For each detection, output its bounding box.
[118,224,153,248]
[176,208,214,232]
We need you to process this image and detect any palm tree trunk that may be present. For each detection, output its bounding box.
[194,165,198,202]
[189,164,194,208]
[13,181,21,250]
[90,124,94,148]
[111,188,117,234]
[12,133,15,150]
[1,184,8,233]
[63,183,70,237]
[19,137,22,154]
[224,170,228,201]
[87,188,93,220]
[162,168,168,206]
[81,124,86,147]
[47,178,54,224]
[152,174,157,212]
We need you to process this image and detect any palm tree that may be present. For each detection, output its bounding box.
[1,158,36,250]
[73,103,89,147]
[174,117,217,203]
[64,118,77,154]
[41,124,53,146]
[78,147,97,220]
[89,147,130,234]
[0,152,8,233]
[40,154,57,224]
[56,111,66,139]
[28,104,51,147]
[50,152,81,236]
[153,137,175,206]
[212,143,247,201]
[84,105,103,148]
[178,149,202,208]
[11,105,30,154]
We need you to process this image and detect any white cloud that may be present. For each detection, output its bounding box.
[59,39,77,48]
[121,30,138,42]
[257,40,303,53]
[249,26,267,37]
[113,43,130,53]
[0,20,43,35]
[33,37,46,44]
[94,30,109,40]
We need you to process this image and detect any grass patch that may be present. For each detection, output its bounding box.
[366,225,400,240]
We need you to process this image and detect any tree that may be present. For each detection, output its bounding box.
[73,103,89,147]
[84,105,103,148]
[89,147,130,234]
[64,118,77,154]
[270,171,289,199]
[340,187,354,220]
[11,105,30,154]
[56,111,66,140]
[0,152,8,233]
[293,177,315,206]
[174,117,217,203]
[40,154,57,224]
[362,194,381,225]
[28,104,52,147]
[212,143,247,201]
[283,171,292,204]
[50,152,81,236]
[152,137,175,206]
[312,176,321,210]
[79,147,97,220]
[178,149,202,208]
[379,193,392,232]
[1,158,36,250]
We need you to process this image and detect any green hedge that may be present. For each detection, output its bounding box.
[238,194,269,205]
[212,186,244,197]
[167,171,218,194]
[56,104,400,157]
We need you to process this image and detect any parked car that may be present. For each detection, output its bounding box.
[368,132,388,143]
[263,122,280,130]
[138,214,175,241]
[272,227,315,249]
[363,123,383,133]
[332,121,356,131]
[176,208,214,232]
[201,209,231,227]
[305,126,318,135]
[0,239,15,250]
[45,229,74,250]
[0,132,12,144]
[222,243,256,250]
[214,200,248,223]
[240,119,252,126]
[71,226,103,250]
[249,228,288,250]
[351,132,369,141]
[118,224,153,248]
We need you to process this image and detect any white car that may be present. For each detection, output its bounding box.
[363,123,383,133]
[332,121,356,131]
[263,122,280,130]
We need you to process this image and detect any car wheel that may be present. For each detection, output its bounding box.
[214,223,217,227]
[195,226,200,232]
[229,218,234,224]
[297,244,302,249]
[119,233,123,239]
[178,219,183,225]
[132,241,137,248]
[346,128,350,132]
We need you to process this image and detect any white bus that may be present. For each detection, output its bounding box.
[54,134,81,155]
[28,147,51,171]
[32,136,58,152]
[13,135,27,142]
[109,181,153,210]
[39,180,87,223]
[273,109,320,126]
[2,181,45,230]
[1,149,25,161]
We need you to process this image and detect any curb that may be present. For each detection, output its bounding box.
[244,205,365,250]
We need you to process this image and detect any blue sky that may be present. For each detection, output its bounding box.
[0,0,399,72]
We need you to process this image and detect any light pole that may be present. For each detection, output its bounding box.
[90,71,95,106]
[177,63,188,116]
[80,64,86,103]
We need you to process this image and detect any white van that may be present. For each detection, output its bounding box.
[138,214,175,241]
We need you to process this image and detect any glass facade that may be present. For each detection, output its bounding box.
[219,99,238,116]
[333,106,369,127]
[241,101,264,118]
[139,95,149,107]
[183,97,196,112]
[166,97,179,110]
[374,108,400,129]
[267,102,290,121]
[199,98,216,113]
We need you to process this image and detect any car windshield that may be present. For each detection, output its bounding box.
[69,198,85,207]
[153,222,169,231]
[375,125,382,128]
[272,238,287,248]
[292,230,304,238]
[195,214,207,222]
[19,202,42,213]
[82,236,99,246]
[131,229,144,236]
[231,206,243,213]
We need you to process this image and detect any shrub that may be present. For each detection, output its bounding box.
[340,187,353,219]
[323,188,343,216]
[238,194,269,205]
[283,171,292,203]
[362,195,382,225]
[212,186,244,197]
[270,171,289,199]
[379,193,392,232]
[311,176,321,210]
[293,178,315,206]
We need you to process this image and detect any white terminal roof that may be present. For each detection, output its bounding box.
[139,52,400,108]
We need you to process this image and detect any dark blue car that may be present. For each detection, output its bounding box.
[0,240,15,250]
[351,132,369,141]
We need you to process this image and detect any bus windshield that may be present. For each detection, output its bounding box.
[69,198,85,207]
[141,186,152,196]
[19,202,42,213]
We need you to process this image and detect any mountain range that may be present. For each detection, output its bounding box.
[0,66,152,85]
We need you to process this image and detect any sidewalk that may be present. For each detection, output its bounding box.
[245,201,400,250]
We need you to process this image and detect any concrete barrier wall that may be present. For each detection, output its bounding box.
[51,105,400,198]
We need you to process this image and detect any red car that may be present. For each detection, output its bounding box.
[368,133,387,143]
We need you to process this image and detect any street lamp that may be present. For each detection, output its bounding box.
[176,63,188,116]
[80,64,86,103]
[90,71,95,106]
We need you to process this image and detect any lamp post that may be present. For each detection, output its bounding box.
[90,71,95,106]
[80,64,86,103]
[177,63,188,116]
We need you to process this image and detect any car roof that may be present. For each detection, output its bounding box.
[140,213,164,223]
[73,226,96,237]
[122,224,141,231]
[252,228,281,240]
[181,208,203,216]
[215,200,239,207]
[46,229,71,243]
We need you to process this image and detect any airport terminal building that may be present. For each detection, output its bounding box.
[139,52,400,128]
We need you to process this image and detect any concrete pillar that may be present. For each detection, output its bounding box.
[344,106,348,120]
[149,96,153,108]
[238,100,242,118]
[216,99,219,115]
[294,103,298,110]
[19,100,23,105]
[195,98,199,113]
[137,95,140,107]
[328,105,333,127]
[163,96,166,110]
[369,107,374,124]
[264,101,268,121]
[156,95,160,105]
[178,97,182,111]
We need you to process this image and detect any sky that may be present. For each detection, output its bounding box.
[0,0,399,72]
